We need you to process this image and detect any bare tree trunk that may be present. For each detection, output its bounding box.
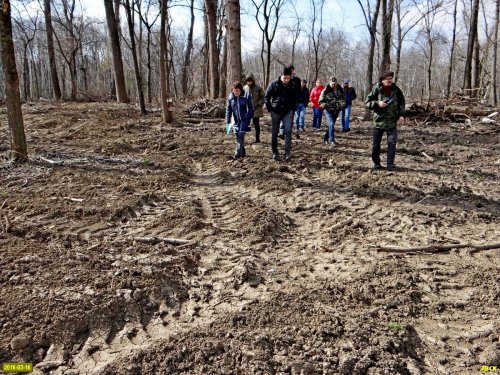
[0,0,28,162]
[380,0,394,73]
[493,0,499,107]
[446,0,457,99]
[205,0,220,98]
[463,0,480,96]
[181,0,195,97]
[104,0,129,103]
[22,44,30,101]
[358,0,381,120]
[219,34,227,96]
[159,0,171,123]
[473,31,480,98]
[225,0,241,93]
[310,0,325,84]
[124,0,146,114]
[43,0,61,100]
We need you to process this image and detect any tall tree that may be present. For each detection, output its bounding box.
[104,0,128,103]
[181,0,195,97]
[380,0,395,73]
[446,0,458,98]
[43,0,61,100]
[463,0,480,96]
[159,0,171,123]
[0,0,28,162]
[309,0,325,83]
[358,0,382,120]
[123,0,146,114]
[205,0,220,98]
[493,0,499,106]
[251,0,286,88]
[225,0,241,92]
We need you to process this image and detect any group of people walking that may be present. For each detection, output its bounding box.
[225,66,406,170]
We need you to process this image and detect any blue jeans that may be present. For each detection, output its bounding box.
[372,127,397,166]
[235,130,246,157]
[324,110,339,143]
[271,110,293,156]
[295,103,306,129]
[341,105,352,130]
[312,107,323,129]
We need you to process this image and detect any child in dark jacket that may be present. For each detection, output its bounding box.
[226,82,254,158]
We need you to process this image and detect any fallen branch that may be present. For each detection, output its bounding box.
[373,242,500,254]
[39,156,64,166]
[328,217,354,231]
[133,236,195,246]
[421,152,435,162]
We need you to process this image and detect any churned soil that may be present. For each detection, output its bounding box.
[0,101,498,374]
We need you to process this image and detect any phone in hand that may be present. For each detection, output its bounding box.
[384,97,394,104]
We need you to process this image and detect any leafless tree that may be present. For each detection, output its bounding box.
[123,0,146,114]
[181,0,195,97]
[43,0,62,99]
[205,0,220,98]
[380,0,395,73]
[358,0,381,120]
[463,0,480,97]
[446,0,458,98]
[225,0,241,92]
[0,0,28,162]
[159,0,172,122]
[493,0,499,106]
[104,0,129,103]
[251,0,286,88]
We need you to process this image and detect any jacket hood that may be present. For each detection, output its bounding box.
[245,73,255,81]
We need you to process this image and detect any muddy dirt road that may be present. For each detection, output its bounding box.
[0,102,499,374]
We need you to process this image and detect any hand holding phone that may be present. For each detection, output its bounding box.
[384,97,394,105]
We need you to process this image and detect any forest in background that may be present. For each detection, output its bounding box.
[0,0,499,107]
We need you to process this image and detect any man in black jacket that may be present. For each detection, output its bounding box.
[265,66,298,161]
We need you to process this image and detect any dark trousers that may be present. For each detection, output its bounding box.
[371,127,397,166]
[253,117,260,142]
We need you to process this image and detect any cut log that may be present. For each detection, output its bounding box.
[443,105,495,116]
[373,242,500,254]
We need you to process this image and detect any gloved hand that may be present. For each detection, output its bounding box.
[225,123,233,135]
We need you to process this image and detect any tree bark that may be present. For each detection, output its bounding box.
[358,0,381,121]
[43,0,61,100]
[0,0,28,162]
[205,0,219,98]
[181,0,195,97]
[159,0,172,123]
[493,0,499,107]
[225,0,242,93]
[380,0,394,74]
[446,0,457,99]
[463,0,480,96]
[104,0,129,103]
[124,0,146,114]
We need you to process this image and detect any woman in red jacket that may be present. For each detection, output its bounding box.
[309,79,325,130]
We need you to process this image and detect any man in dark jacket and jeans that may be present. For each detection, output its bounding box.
[265,66,298,161]
[365,71,406,171]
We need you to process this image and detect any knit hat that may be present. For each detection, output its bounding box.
[245,73,255,81]
[343,80,349,84]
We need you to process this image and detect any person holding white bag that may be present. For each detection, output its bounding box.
[225,82,254,159]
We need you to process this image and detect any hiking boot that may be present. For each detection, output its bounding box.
[285,154,291,161]
[387,164,396,171]
[272,154,281,161]
[372,164,382,170]
[252,140,261,144]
